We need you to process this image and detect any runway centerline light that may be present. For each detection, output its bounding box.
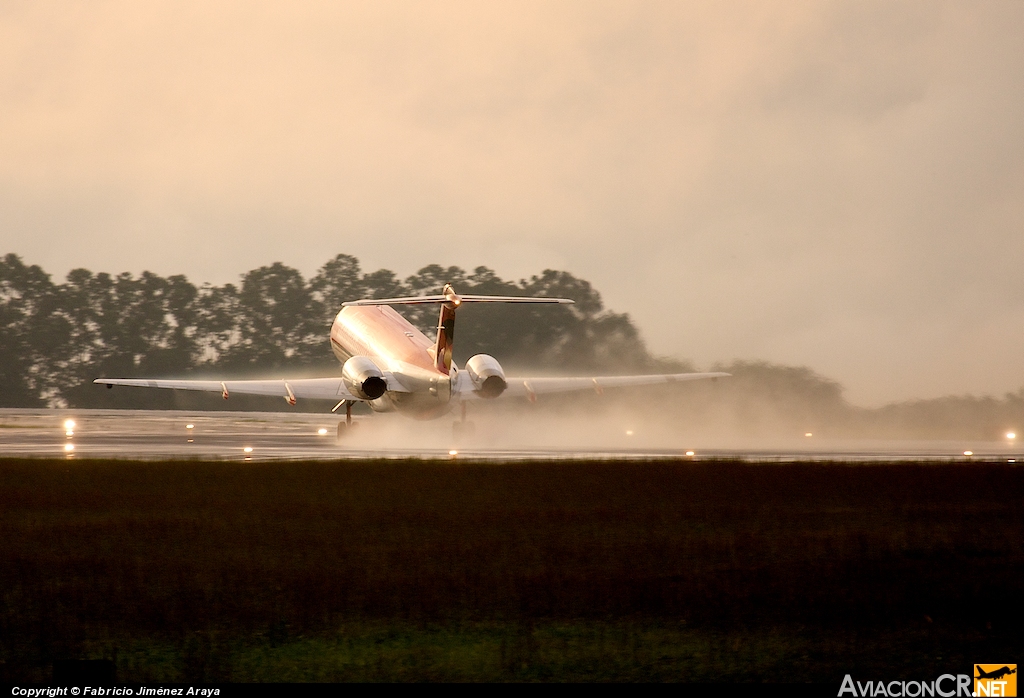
[243,446,253,453]
[685,451,695,457]
[963,450,973,456]
[64,419,75,430]
[625,430,634,436]
[186,424,195,430]
[317,428,328,435]
[805,432,813,437]
[64,443,74,452]
[65,430,73,437]
[1007,432,1016,440]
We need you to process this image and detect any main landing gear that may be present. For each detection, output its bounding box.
[452,402,475,440]
[336,401,359,441]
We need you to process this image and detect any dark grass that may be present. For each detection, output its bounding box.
[1,458,1021,681]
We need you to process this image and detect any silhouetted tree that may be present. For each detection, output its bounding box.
[0,255,66,406]
[58,269,201,407]
[219,263,324,371]
[361,268,406,300]
[0,254,784,407]
[309,254,366,317]
[193,282,241,367]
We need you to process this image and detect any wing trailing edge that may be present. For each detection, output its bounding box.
[459,371,731,400]
[92,376,410,402]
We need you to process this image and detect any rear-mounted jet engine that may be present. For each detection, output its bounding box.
[465,354,507,398]
[342,356,388,400]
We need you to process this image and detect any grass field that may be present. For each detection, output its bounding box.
[1,458,1021,682]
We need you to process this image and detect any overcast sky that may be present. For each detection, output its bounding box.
[2,1,1022,405]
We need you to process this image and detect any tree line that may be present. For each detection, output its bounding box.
[2,251,1021,439]
[0,253,664,409]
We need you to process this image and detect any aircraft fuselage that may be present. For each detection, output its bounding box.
[330,304,459,419]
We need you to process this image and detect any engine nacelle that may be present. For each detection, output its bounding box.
[465,354,507,398]
[342,356,388,400]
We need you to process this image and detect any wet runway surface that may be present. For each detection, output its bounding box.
[2,408,1021,462]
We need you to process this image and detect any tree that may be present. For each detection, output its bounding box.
[59,269,202,408]
[0,253,675,406]
[309,254,366,316]
[0,254,63,406]
[219,263,325,371]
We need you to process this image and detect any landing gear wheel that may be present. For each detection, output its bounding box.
[337,421,359,441]
[336,401,358,443]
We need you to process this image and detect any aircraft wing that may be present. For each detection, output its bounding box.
[93,375,410,402]
[460,371,730,400]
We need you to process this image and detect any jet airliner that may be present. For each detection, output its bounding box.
[95,284,728,438]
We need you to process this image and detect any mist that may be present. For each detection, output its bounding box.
[335,361,1023,454]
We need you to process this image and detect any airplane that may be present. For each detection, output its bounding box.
[976,667,1016,681]
[95,284,729,438]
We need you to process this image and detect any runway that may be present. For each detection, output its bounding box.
[1,408,1020,462]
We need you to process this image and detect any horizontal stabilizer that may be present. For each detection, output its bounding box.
[343,294,574,307]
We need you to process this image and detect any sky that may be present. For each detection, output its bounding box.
[1,1,1022,406]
